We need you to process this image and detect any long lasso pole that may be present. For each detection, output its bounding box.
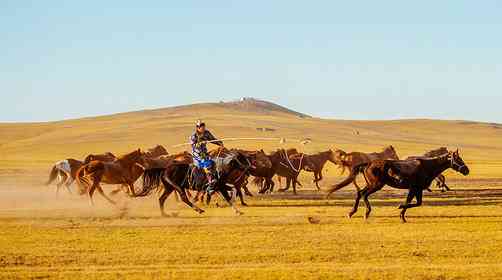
[170,137,311,148]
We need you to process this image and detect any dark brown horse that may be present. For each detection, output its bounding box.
[325,146,399,198]
[137,150,252,216]
[407,147,450,192]
[348,150,469,222]
[261,149,315,195]
[46,159,84,195]
[76,149,146,205]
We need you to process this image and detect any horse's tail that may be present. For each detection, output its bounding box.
[324,163,369,197]
[46,165,59,186]
[137,168,166,197]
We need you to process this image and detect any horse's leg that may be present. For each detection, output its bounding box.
[348,187,365,219]
[178,189,204,214]
[398,189,423,223]
[64,174,74,194]
[163,178,204,214]
[96,184,117,205]
[314,172,321,191]
[217,188,243,215]
[236,185,248,206]
[278,177,291,192]
[55,172,67,197]
[292,176,298,195]
[398,189,417,223]
[363,185,383,220]
[159,185,174,217]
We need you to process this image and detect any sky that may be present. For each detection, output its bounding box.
[1,1,501,123]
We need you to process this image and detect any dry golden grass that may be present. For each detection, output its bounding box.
[1,100,502,279]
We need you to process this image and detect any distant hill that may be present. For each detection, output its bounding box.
[1,98,501,178]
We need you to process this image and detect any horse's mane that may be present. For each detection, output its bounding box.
[118,149,142,161]
[423,147,448,158]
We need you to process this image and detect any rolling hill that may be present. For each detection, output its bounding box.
[1,98,501,178]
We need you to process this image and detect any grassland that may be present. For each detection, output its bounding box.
[1,99,502,279]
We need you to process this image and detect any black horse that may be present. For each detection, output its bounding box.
[349,150,469,223]
[137,151,252,217]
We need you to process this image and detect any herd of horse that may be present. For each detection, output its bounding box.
[46,144,469,222]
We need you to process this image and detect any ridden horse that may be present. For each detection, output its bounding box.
[325,146,399,198]
[348,150,469,223]
[137,151,252,216]
[46,159,84,195]
[76,149,146,205]
[195,147,267,206]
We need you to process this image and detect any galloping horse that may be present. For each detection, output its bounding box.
[300,150,338,190]
[325,146,399,198]
[76,149,146,205]
[137,150,252,216]
[46,159,85,195]
[348,150,469,222]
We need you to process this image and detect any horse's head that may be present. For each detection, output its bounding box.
[147,145,168,158]
[332,149,347,165]
[83,155,94,164]
[450,149,469,176]
[384,145,399,160]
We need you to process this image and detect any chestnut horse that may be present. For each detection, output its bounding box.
[325,146,399,198]
[76,149,146,205]
[348,150,469,222]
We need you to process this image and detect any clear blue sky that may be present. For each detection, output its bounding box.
[1,1,501,122]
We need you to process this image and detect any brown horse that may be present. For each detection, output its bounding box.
[76,149,146,205]
[265,149,315,195]
[348,150,469,222]
[144,145,169,158]
[138,150,252,216]
[46,159,85,195]
[300,150,338,190]
[325,146,399,197]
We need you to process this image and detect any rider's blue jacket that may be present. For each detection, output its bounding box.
[190,130,223,167]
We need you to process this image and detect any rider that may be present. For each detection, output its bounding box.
[190,120,224,195]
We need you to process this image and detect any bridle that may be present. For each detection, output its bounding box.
[450,153,467,170]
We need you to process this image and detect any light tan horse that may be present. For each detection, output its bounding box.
[76,149,146,205]
[326,146,399,197]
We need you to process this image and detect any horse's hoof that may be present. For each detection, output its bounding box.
[347,213,353,219]
[241,203,248,207]
[198,209,205,214]
[398,205,404,209]
[235,211,243,216]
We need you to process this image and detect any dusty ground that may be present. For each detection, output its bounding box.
[1,176,502,280]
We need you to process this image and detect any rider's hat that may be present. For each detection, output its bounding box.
[196,120,206,127]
